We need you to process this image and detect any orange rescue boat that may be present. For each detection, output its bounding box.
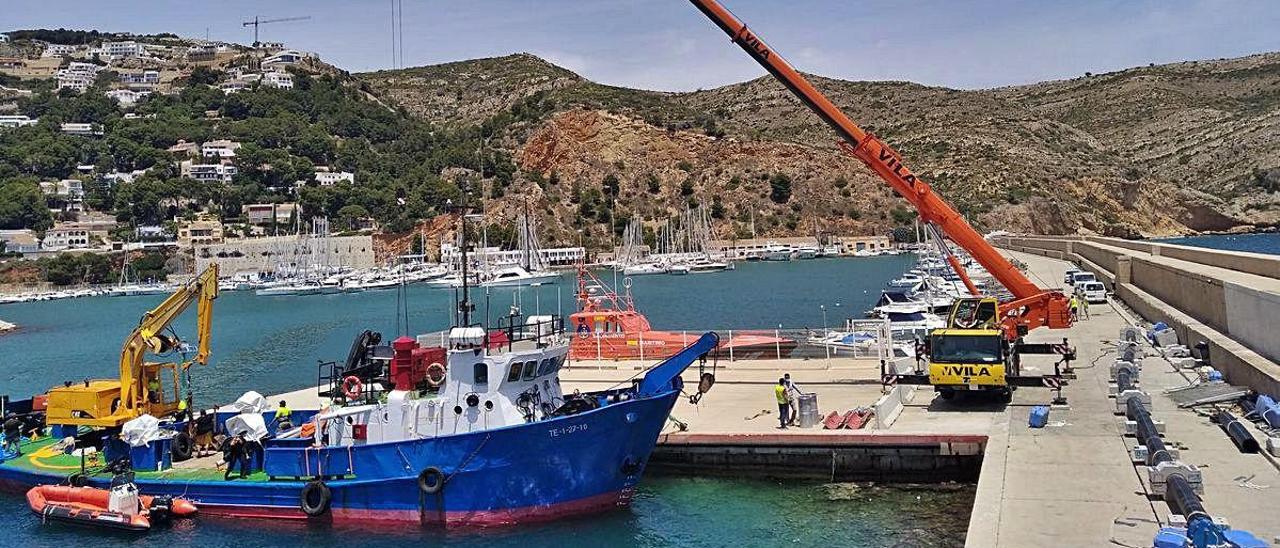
[27,484,197,532]
[569,266,796,361]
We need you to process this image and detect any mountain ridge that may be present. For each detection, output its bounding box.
[358,51,1280,239]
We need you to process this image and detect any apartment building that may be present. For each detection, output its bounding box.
[181,161,238,183]
[242,203,298,225]
[178,215,225,248]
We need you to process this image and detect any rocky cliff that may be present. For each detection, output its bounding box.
[359,52,1280,240]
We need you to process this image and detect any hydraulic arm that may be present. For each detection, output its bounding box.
[46,265,219,427]
[688,0,1071,337]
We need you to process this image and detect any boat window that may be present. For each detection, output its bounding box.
[537,358,552,376]
[473,362,488,385]
[506,361,522,382]
[552,354,565,373]
[522,360,538,380]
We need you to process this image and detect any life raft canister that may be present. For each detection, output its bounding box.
[341,376,363,400]
[300,480,331,517]
[417,467,445,495]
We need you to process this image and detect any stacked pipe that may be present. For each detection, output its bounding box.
[1213,410,1260,453]
[1112,334,1267,546]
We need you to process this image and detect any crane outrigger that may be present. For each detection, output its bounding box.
[688,0,1073,400]
[45,265,219,428]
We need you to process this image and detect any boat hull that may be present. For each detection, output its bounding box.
[0,388,680,528]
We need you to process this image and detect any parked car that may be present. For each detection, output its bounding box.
[1063,268,1081,285]
[1070,271,1097,292]
[1078,281,1107,304]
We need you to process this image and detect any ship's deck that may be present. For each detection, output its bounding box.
[1,436,271,483]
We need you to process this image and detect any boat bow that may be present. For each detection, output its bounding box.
[637,331,719,397]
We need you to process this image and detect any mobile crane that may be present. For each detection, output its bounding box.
[45,265,219,428]
[688,0,1074,400]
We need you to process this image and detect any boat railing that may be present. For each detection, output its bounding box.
[491,313,565,352]
[567,320,897,365]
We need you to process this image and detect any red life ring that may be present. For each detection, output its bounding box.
[425,363,446,387]
[341,376,363,399]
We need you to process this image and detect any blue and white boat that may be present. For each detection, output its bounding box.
[0,321,718,527]
[0,209,719,529]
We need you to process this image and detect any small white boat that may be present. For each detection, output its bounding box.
[255,280,324,296]
[621,263,667,276]
[479,266,560,287]
[762,243,794,261]
[794,246,819,260]
[688,259,730,273]
[667,264,691,275]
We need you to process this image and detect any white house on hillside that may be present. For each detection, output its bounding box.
[201,139,241,159]
[315,170,355,186]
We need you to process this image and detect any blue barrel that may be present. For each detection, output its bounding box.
[1256,395,1280,429]
[1028,405,1050,428]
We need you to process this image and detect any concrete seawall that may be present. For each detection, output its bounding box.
[994,235,1280,396]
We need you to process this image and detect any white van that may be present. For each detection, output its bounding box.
[1078,281,1106,304]
[1063,268,1080,285]
[1069,271,1097,291]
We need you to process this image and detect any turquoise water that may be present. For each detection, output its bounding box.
[0,254,982,546]
[0,477,972,547]
[0,256,912,403]
[1158,232,1280,256]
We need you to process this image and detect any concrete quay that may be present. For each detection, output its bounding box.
[994,234,1280,397]
[961,249,1279,547]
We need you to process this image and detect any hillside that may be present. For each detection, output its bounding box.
[359,52,1280,239]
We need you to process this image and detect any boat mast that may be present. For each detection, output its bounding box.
[456,189,474,327]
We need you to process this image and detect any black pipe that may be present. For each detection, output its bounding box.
[1215,410,1260,453]
[1127,399,1174,466]
[1165,474,1209,522]
[1115,368,1134,393]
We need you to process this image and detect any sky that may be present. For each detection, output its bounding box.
[6,0,1280,91]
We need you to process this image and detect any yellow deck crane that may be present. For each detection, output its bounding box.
[45,265,218,428]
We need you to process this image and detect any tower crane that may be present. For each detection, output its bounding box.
[688,0,1075,401]
[242,15,312,46]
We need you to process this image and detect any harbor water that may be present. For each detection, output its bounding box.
[1157,232,1280,256]
[0,255,983,546]
[0,476,972,547]
[0,256,913,403]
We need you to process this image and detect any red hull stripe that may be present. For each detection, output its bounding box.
[194,489,630,527]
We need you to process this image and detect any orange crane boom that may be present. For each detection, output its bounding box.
[688,0,1071,336]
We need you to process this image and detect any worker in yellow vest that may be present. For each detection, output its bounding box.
[176,397,189,421]
[774,378,789,429]
[147,377,161,403]
[276,400,293,431]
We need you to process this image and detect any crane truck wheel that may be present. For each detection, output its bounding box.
[938,389,956,401]
[999,388,1014,404]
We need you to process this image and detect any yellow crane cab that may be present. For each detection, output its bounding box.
[926,328,1014,401]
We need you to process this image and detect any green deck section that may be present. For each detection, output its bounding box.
[1,435,271,483]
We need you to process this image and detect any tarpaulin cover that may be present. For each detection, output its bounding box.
[224,412,268,442]
[231,391,271,413]
[121,414,166,447]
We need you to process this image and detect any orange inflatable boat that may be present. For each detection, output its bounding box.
[27,484,197,532]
